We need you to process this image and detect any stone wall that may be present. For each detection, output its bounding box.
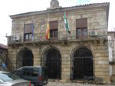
[8,3,110,83]
[11,6,108,40]
[8,39,110,83]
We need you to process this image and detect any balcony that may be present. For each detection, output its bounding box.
[7,30,107,45]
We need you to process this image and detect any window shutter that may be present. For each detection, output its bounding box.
[50,21,58,30]
[76,18,87,28]
[24,24,33,33]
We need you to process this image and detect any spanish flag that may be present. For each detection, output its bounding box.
[45,23,50,40]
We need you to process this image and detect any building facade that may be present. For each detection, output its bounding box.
[108,31,115,82]
[8,0,110,83]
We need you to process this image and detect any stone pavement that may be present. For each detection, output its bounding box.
[46,82,115,86]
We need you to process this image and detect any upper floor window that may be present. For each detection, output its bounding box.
[49,21,58,40]
[24,23,34,41]
[76,18,88,39]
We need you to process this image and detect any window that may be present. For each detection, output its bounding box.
[23,68,39,77]
[24,23,34,41]
[50,29,58,39]
[49,21,58,39]
[76,18,88,39]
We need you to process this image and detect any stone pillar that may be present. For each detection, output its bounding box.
[60,46,71,82]
[93,41,110,83]
[8,47,17,71]
[32,47,41,66]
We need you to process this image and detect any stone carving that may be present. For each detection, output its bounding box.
[50,0,59,9]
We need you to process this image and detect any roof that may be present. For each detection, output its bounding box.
[10,2,110,19]
[0,44,8,49]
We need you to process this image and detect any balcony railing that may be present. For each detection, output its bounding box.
[7,30,107,45]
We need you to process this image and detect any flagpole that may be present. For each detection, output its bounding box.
[48,12,50,40]
[32,20,34,41]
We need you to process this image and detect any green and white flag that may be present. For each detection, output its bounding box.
[64,12,70,33]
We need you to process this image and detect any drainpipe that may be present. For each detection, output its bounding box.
[108,36,113,81]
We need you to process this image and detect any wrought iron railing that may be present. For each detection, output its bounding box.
[7,30,107,44]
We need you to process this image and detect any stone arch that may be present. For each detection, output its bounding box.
[16,47,34,68]
[71,46,94,80]
[42,45,62,79]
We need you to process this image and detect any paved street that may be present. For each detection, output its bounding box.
[46,82,115,86]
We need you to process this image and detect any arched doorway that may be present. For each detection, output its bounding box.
[72,47,94,80]
[44,48,61,79]
[16,47,33,68]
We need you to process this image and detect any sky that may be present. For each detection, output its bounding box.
[0,0,114,45]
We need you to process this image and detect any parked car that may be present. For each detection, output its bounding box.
[13,66,48,86]
[0,71,34,86]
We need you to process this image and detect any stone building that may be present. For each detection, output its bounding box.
[8,0,111,83]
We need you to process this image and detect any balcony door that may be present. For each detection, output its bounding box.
[49,21,58,40]
[76,18,88,39]
[24,23,34,41]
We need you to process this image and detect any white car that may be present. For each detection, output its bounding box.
[0,71,34,86]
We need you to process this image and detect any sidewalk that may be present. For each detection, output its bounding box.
[47,82,115,86]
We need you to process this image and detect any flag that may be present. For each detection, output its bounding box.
[45,23,50,40]
[64,11,70,33]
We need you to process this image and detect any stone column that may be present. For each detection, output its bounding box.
[8,47,17,71]
[60,46,71,82]
[93,41,110,83]
[32,47,41,66]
